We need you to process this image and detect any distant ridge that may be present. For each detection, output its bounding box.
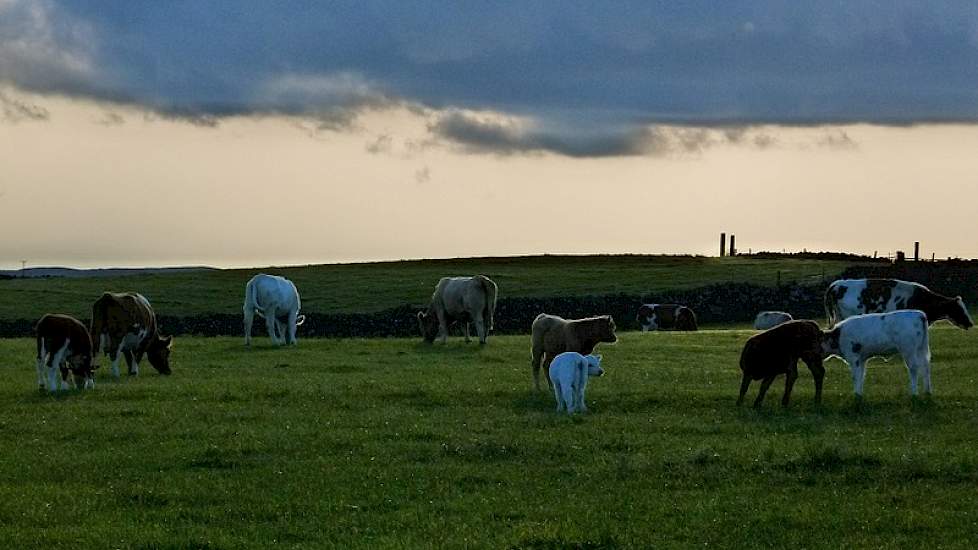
[0,266,217,279]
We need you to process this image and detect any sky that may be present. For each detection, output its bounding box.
[1,1,977,268]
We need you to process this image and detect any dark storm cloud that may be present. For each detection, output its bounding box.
[3,1,977,155]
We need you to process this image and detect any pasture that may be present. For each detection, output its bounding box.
[0,255,861,320]
[2,329,977,548]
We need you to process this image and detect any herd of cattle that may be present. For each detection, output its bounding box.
[31,273,973,413]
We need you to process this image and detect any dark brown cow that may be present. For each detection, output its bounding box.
[35,314,96,392]
[738,320,825,408]
[91,292,172,377]
[530,313,617,391]
[636,303,698,331]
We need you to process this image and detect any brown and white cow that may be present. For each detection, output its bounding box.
[91,292,172,378]
[824,279,973,329]
[418,275,497,344]
[35,314,96,392]
[636,303,698,331]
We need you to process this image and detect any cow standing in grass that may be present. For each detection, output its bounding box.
[549,352,604,414]
[91,292,172,377]
[825,278,972,328]
[530,314,617,391]
[737,320,824,408]
[244,274,306,346]
[417,275,497,344]
[35,314,96,392]
[822,310,932,401]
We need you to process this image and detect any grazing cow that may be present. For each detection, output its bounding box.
[753,311,793,330]
[825,278,972,329]
[243,274,306,346]
[91,292,172,378]
[636,304,698,331]
[549,352,604,414]
[35,314,96,392]
[822,310,932,400]
[738,320,825,408]
[530,314,617,391]
[417,275,497,344]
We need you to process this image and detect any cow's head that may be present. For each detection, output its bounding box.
[941,296,974,329]
[146,335,173,375]
[635,305,656,330]
[585,354,604,377]
[591,315,618,344]
[417,310,439,343]
[820,328,841,358]
[69,353,97,389]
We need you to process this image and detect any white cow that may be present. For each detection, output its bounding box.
[243,274,306,346]
[822,310,931,400]
[753,311,793,330]
[548,352,604,414]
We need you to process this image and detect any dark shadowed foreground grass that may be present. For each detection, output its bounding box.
[1,329,977,548]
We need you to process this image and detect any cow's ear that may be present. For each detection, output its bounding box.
[417,311,425,320]
[594,354,602,362]
[163,335,173,349]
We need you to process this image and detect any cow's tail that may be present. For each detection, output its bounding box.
[90,294,110,357]
[477,275,497,332]
[918,313,932,365]
[244,279,265,318]
[823,286,838,328]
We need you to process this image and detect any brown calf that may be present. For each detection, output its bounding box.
[530,313,617,391]
[738,320,824,408]
[35,314,96,392]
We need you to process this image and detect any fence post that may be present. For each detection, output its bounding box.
[720,233,726,257]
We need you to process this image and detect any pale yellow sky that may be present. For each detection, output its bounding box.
[1,88,976,269]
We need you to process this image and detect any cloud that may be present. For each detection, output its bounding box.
[816,130,858,150]
[366,134,394,154]
[0,90,49,122]
[2,2,976,155]
[414,166,431,184]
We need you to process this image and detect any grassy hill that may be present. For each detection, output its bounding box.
[0,255,861,321]
[1,330,975,548]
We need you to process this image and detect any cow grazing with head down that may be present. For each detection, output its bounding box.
[738,320,824,408]
[91,292,172,378]
[822,310,932,401]
[530,313,617,391]
[417,275,497,344]
[636,304,698,331]
[244,274,306,346]
[825,278,972,329]
[753,311,793,330]
[35,314,97,392]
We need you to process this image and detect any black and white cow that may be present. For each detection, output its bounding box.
[636,304,698,331]
[824,278,972,329]
[822,310,932,400]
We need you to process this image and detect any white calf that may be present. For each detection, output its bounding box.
[753,311,793,330]
[822,310,931,399]
[548,352,604,414]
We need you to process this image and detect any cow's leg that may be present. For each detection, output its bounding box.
[578,384,588,413]
[543,355,556,390]
[850,359,867,398]
[561,381,576,414]
[434,308,449,344]
[109,344,123,379]
[753,375,777,408]
[782,360,799,408]
[473,312,487,345]
[806,357,825,405]
[553,380,564,412]
[124,350,138,376]
[287,311,299,345]
[36,339,47,390]
[531,347,545,391]
[736,372,751,406]
[921,356,933,396]
[48,341,69,393]
[243,308,254,346]
[265,312,280,345]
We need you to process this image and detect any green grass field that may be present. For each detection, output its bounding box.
[2,329,976,548]
[0,255,860,320]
